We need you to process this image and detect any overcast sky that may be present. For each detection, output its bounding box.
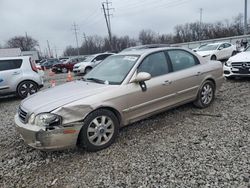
[0,0,247,56]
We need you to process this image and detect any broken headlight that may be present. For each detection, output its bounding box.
[29,113,62,127]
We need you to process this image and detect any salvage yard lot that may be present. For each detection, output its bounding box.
[0,72,249,187]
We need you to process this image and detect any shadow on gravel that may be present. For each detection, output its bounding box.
[225,77,250,82]
[0,95,21,103]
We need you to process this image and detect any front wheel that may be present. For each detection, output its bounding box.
[194,80,215,108]
[17,81,38,99]
[85,67,92,74]
[78,109,119,152]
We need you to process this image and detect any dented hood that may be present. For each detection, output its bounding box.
[21,80,114,114]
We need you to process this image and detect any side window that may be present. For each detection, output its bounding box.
[219,44,225,50]
[0,59,22,71]
[138,52,169,77]
[95,55,108,61]
[224,43,231,48]
[168,50,198,72]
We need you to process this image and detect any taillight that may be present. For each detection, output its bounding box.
[29,58,38,73]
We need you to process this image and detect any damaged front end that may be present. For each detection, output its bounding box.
[15,105,93,150]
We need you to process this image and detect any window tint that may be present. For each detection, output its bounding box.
[224,43,231,48]
[0,59,22,71]
[95,54,112,61]
[168,50,198,72]
[138,52,169,77]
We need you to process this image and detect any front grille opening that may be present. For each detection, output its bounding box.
[18,107,27,123]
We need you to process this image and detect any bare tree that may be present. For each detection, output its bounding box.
[6,35,39,51]
[139,30,158,44]
[63,46,78,56]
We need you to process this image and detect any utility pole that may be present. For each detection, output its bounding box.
[244,0,248,35]
[83,32,87,43]
[47,40,52,58]
[199,8,203,41]
[102,0,114,50]
[72,22,80,55]
[54,46,58,58]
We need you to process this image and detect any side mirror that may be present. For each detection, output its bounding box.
[131,72,151,83]
[218,47,223,50]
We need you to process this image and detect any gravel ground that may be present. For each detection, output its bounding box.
[0,72,249,188]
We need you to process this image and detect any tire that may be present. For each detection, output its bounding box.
[211,55,216,60]
[17,81,38,99]
[85,67,92,74]
[78,109,119,152]
[194,80,215,108]
[231,51,237,56]
[62,68,68,73]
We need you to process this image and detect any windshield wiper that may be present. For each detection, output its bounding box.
[85,77,105,84]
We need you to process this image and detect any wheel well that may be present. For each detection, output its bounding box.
[97,107,122,126]
[205,78,216,89]
[85,66,92,70]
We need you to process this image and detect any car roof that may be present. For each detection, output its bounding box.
[118,47,186,56]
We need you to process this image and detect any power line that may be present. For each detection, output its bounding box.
[72,22,80,55]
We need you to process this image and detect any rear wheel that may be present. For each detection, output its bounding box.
[194,80,215,108]
[78,109,119,152]
[211,55,216,60]
[231,51,237,56]
[17,81,38,99]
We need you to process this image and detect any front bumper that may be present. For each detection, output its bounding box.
[14,114,82,150]
[223,65,250,78]
[73,67,85,74]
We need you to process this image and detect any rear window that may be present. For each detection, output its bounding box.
[0,59,23,71]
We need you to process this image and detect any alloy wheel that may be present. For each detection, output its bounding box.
[87,115,115,146]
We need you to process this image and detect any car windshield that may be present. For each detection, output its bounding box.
[84,55,139,85]
[197,44,219,51]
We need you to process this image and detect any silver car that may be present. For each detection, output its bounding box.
[0,56,43,98]
[15,47,223,151]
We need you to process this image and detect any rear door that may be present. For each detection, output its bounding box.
[217,43,227,59]
[0,59,23,94]
[223,43,233,58]
[166,49,204,102]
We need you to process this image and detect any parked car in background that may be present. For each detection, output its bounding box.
[41,59,60,70]
[52,56,86,73]
[73,53,114,75]
[0,56,43,98]
[15,47,223,151]
[224,45,250,79]
[195,42,237,61]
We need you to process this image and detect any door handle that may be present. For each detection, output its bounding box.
[12,71,20,75]
[195,72,202,76]
[162,80,172,85]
